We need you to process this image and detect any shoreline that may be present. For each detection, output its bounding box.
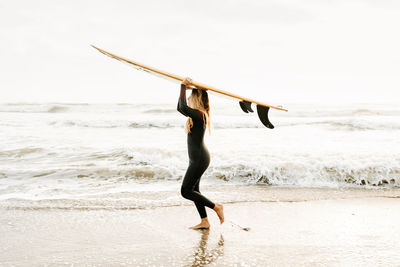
[1,187,400,266]
[1,185,399,210]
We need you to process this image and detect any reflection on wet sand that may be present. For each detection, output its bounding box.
[188,230,224,267]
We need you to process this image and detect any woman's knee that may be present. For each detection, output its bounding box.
[180,185,192,199]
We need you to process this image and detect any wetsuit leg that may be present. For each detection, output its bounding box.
[181,161,215,218]
[194,180,207,219]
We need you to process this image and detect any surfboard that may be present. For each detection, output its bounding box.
[91,45,288,129]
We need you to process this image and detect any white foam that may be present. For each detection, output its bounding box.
[0,102,399,200]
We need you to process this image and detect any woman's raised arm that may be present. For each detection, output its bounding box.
[177,78,204,121]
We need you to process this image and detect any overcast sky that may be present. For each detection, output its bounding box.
[1,0,399,104]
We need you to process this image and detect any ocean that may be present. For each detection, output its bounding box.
[0,102,399,209]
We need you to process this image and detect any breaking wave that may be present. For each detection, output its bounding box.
[209,163,400,187]
[1,102,399,203]
[41,119,400,131]
[280,119,400,131]
[142,108,176,114]
[0,104,70,113]
[0,147,44,157]
[2,157,399,188]
[47,105,69,113]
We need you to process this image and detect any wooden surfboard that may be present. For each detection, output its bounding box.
[91,45,288,129]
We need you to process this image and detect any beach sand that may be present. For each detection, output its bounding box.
[1,187,400,266]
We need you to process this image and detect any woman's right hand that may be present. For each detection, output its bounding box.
[181,77,193,86]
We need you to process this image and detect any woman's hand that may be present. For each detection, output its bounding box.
[181,77,193,86]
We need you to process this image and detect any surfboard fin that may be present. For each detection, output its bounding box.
[239,101,253,113]
[256,105,274,129]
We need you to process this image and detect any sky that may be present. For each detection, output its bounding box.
[1,0,399,104]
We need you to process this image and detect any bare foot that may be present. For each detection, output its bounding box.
[213,204,224,224]
[189,220,210,230]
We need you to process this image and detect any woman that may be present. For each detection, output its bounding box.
[177,77,224,229]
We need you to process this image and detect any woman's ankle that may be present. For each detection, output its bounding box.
[201,217,209,223]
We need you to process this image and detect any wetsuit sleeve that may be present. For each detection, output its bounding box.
[177,84,204,121]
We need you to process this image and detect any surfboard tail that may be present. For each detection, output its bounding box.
[256,105,274,129]
[239,101,274,129]
[239,100,253,113]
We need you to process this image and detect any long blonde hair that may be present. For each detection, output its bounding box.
[185,89,211,135]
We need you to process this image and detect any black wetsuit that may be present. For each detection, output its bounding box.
[177,84,215,218]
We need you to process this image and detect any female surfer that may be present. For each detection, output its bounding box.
[177,77,224,229]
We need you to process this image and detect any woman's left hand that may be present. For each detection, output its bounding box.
[182,77,193,86]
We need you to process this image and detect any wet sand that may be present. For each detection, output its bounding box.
[1,188,400,266]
